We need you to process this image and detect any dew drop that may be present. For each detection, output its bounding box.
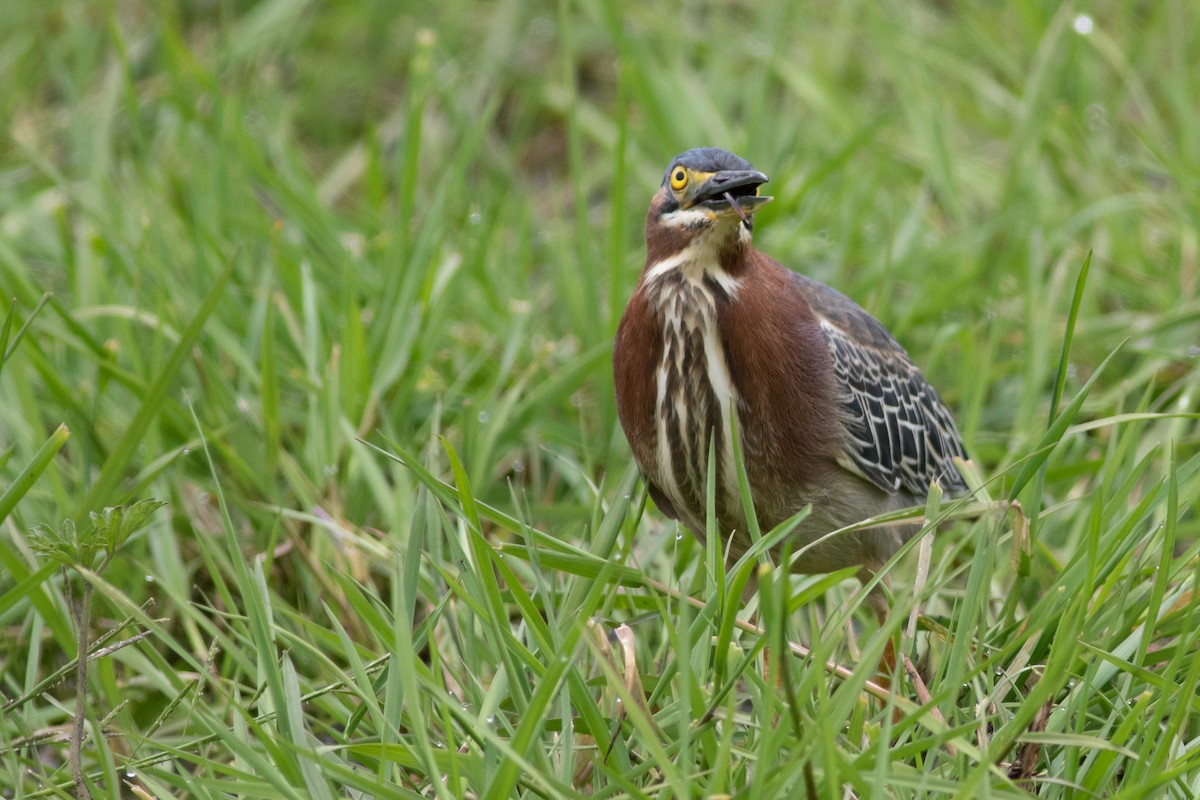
[478,411,490,423]
[341,233,365,257]
[145,575,155,583]
[1072,14,1094,35]
[675,532,684,541]
[182,448,190,455]
[486,714,496,724]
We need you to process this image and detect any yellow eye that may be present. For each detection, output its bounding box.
[669,167,688,191]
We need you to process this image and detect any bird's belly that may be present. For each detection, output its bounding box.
[734,466,920,573]
[650,382,919,574]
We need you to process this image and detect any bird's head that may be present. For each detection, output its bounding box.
[647,148,772,242]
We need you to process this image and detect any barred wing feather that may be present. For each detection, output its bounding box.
[788,272,968,496]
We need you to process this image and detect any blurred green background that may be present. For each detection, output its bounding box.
[2,0,1198,796]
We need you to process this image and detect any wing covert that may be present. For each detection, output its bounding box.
[789,272,968,496]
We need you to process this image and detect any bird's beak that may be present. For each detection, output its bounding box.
[690,169,772,219]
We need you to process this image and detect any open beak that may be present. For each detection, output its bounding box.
[691,169,772,219]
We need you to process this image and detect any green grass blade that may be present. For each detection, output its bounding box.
[72,257,235,523]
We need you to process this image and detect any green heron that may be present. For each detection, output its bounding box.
[614,147,966,610]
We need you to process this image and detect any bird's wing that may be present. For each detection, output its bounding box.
[789,272,968,496]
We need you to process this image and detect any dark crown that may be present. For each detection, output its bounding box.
[662,148,756,186]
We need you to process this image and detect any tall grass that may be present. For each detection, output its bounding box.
[1,1,1198,797]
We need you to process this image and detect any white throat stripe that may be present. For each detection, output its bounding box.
[643,245,741,297]
[658,207,716,229]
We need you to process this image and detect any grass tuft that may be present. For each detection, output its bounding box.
[1,1,1198,797]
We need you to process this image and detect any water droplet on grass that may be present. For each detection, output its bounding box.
[1072,14,1094,34]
